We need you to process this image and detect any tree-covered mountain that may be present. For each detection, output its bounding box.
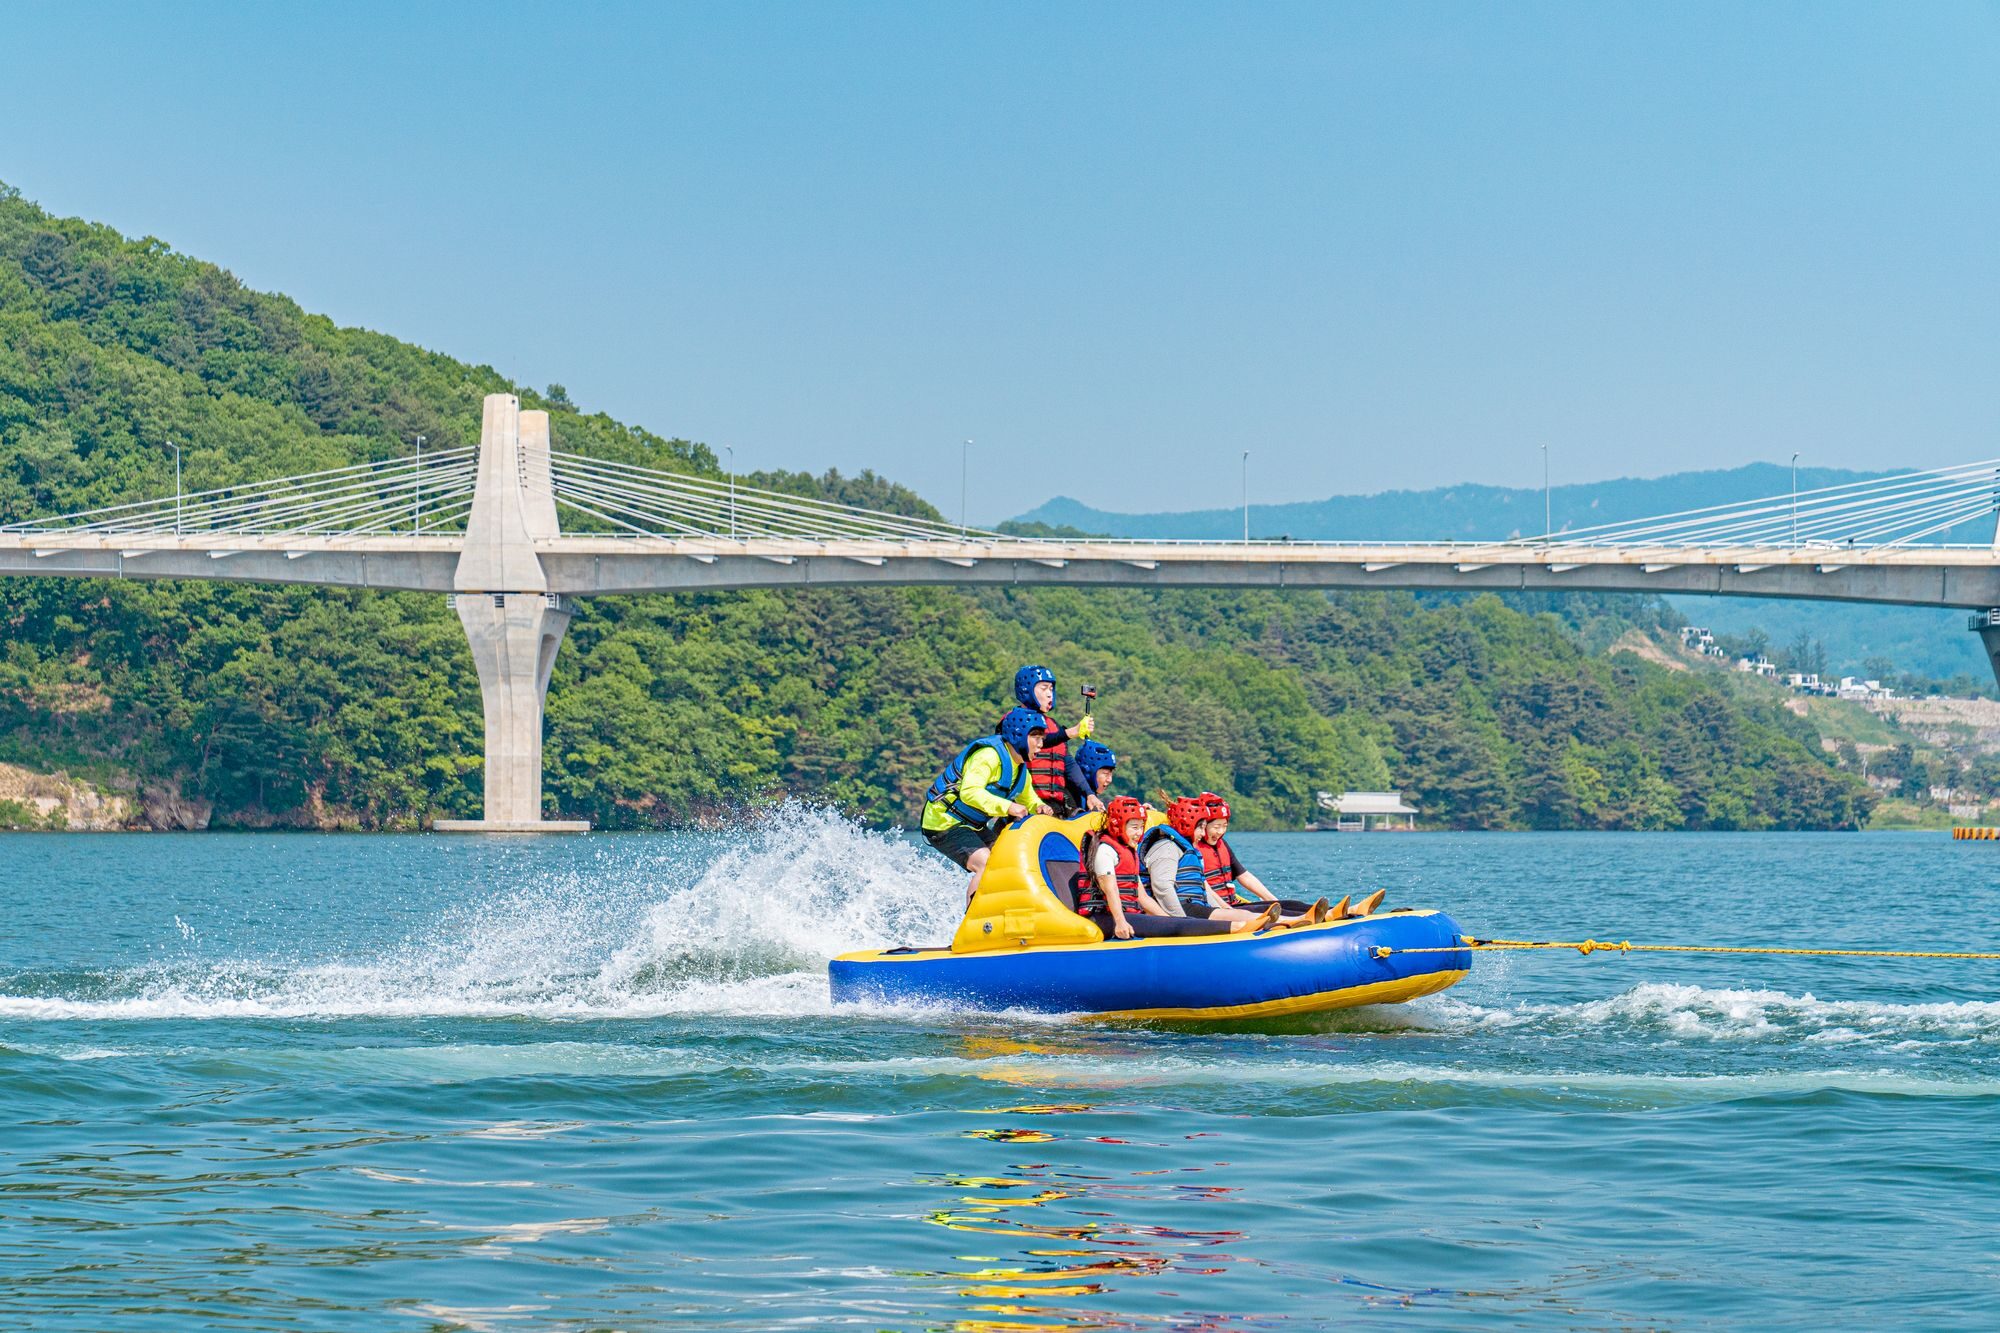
[0,184,1874,830]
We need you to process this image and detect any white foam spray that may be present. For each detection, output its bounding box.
[8,809,1999,1057]
[0,804,967,1021]
[1410,982,2000,1045]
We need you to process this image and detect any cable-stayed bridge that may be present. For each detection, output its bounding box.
[3,393,1997,829]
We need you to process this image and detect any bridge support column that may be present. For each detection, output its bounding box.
[434,392,589,833]
[1970,610,2000,693]
[434,592,585,832]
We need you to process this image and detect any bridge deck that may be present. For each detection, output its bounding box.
[3,531,1995,607]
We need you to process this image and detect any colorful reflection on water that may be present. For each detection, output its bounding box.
[915,1091,1459,1329]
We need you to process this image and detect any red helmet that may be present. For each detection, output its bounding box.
[1167,797,1207,839]
[1103,795,1146,844]
[1202,793,1232,823]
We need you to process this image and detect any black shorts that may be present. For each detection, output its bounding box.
[1227,895,1313,915]
[924,823,995,869]
[1086,910,1231,939]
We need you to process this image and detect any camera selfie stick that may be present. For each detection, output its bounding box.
[1077,684,1105,812]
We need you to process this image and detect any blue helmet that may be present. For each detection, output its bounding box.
[1014,664,1055,708]
[1076,740,1116,791]
[999,707,1045,753]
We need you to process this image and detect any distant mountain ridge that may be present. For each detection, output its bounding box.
[1016,463,1889,543]
[1014,465,1994,685]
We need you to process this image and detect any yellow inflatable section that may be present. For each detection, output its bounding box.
[949,808,1173,955]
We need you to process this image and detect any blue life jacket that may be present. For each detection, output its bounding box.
[1139,824,1208,908]
[925,737,1023,831]
[996,709,1071,813]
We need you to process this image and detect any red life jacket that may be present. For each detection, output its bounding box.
[999,710,1070,810]
[1200,838,1253,905]
[1073,834,1144,917]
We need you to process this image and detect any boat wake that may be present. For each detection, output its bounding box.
[1417,983,2000,1046]
[3,807,1996,1055]
[0,804,968,1022]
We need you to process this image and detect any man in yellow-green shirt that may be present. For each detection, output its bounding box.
[922,706,1053,900]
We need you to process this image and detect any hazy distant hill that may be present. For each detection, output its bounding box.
[1017,464,1899,542]
[1016,471,1994,683]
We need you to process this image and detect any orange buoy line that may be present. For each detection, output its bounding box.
[1953,827,2000,840]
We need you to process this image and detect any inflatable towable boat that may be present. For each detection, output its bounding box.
[830,812,1470,1020]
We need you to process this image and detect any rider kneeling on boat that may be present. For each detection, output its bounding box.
[922,706,1053,900]
[1198,794,1385,920]
[1075,797,1278,939]
[1003,665,1099,817]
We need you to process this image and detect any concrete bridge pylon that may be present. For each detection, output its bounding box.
[433,394,588,833]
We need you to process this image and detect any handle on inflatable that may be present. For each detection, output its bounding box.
[952,811,1108,954]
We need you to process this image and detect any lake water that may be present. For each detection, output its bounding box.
[2,811,1996,1330]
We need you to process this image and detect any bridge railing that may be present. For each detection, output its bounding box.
[0,448,478,537]
[547,450,997,543]
[1526,459,2000,551]
[6,441,1996,555]
[540,451,1999,553]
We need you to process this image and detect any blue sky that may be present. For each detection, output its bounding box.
[6,2,1995,520]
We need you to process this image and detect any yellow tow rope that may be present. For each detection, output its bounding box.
[1373,937,2000,961]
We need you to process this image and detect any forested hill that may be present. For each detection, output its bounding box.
[0,184,1873,831]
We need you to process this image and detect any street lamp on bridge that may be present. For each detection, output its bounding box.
[1541,443,1551,541]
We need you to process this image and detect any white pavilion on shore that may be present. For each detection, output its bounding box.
[1317,790,1419,832]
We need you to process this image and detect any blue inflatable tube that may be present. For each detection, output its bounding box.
[829,909,1470,1020]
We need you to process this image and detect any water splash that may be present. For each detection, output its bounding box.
[598,801,961,993]
[0,804,967,1021]
[9,814,1997,1048]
